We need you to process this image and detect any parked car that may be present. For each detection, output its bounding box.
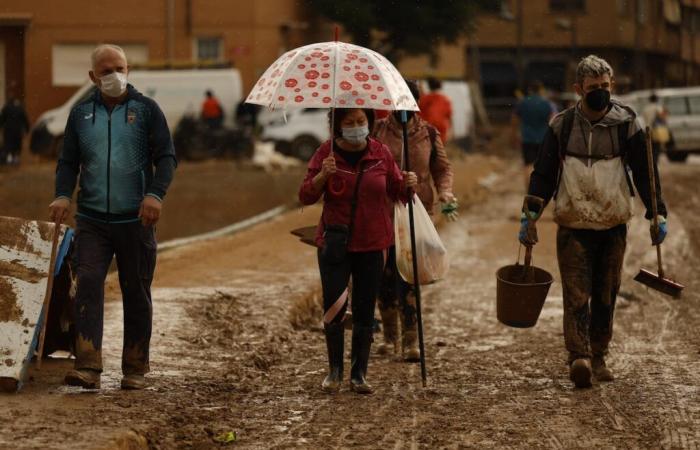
[30,68,245,158]
[618,86,700,163]
[258,80,475,160]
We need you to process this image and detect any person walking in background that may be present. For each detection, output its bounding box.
[372,79,455,362]
[642,93,670,164]
[201,90,225,130]
[519,55,667,389]
[299,107,417,394]
[419,77,452,142]
[510,80,554,189]
[49,44,177,390]
[0,95,30,165]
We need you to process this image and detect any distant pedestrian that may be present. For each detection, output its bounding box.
[419,77,452,142]
[510,80,554,188]
[49,44,177,391]
[520,55,668,388]
[372,79,455,362]
[201,90,224,129]
[0,96,30,165]
[299,107,417,394]
[642,93,669,164]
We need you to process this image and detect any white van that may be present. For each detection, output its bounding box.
[30,68,243,155]
[618,86,700,162]
[258,80,475,160]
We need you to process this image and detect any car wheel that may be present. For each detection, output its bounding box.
[291,135,321,161]
[666,150,688,163]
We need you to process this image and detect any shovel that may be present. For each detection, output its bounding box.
[633,128,684,298]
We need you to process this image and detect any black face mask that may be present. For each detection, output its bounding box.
[584,89,611,112]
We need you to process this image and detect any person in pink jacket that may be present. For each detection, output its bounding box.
[372,80,455,361]
[299,107,417,394]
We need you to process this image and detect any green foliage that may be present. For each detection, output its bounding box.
[309,0,497,62]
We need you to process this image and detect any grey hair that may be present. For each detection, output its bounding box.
[576,55,614,85]
[91,44,127,69]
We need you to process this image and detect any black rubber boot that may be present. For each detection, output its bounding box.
[321,323,344,393]
[350,325,374,394]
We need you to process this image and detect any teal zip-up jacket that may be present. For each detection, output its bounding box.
[55,85,177,223]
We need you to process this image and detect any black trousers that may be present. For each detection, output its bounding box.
[72,217,157,375]
[557,224,627,363]
[317,249,384,327]
[378,246,416,328]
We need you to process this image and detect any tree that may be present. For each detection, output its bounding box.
[308,0,496,63]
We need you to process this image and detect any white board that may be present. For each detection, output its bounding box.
[0,216,65,392]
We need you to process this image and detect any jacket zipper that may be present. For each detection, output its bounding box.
[587,128,593,168]
[107,108,112,220]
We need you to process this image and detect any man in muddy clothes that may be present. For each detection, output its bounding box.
[49,44,176,390]
[519,55,667,388]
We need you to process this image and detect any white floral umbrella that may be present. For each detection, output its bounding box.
[245,41,419,111]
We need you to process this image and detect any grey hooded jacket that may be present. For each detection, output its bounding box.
[528,100,667,229]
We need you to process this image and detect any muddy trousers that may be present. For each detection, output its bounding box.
[378,246,417,338]
[72,218,157,375]
[557,224,626,364]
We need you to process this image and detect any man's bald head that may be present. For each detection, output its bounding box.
[91,44,127,70]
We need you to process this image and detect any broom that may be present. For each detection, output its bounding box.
[633,128,684,298]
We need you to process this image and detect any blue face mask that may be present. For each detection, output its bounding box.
[341,125,369,144]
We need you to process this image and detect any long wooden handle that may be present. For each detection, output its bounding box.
[36,221,61,369]
[645,128,664,277]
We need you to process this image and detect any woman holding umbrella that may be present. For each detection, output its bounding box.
[299,107,417,394]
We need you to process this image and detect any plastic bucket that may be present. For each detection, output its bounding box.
[496,264,553,328]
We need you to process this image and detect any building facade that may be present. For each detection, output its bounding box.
[472,0,700,116]
[0,0,311,122]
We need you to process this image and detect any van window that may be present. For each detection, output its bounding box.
[688,95,700,114]
[664,96,688,116]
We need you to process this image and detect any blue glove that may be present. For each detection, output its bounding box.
[518,211,539,246]
[650,215,667,245]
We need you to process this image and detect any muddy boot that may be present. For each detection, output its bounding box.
[401,329,420,362]
[350,325,374,394]
[121,374,147,390]
[376,306,399,355]
[569,358,593,388]
[321,323,344,393]
[592,356,614,382]
[64,369,101,389]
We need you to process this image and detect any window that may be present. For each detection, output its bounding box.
[664,96,688,115]
[688,96,700,114]
[51,44,148,86]
[550,0,586,12]
[196,37,223,61]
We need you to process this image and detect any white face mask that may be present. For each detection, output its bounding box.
[98,72,128,97]
[342,125,369,145]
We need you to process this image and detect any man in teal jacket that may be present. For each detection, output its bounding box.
[49,44,176,390]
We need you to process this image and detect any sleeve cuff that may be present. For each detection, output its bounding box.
[55,195,72,202]
[145,193,163,202]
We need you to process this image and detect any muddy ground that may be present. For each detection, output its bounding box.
[1,146,699,449]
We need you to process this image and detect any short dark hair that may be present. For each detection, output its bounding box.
[328,108,375,138]
[427,77,442,91]
[528,80,544,94]
[205,90,213,97]
[405,79,420,101]
[650,93,658,102]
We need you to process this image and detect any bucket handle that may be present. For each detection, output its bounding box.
[516,244,534,269]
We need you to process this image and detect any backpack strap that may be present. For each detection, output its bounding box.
[617,121,636,197]
[553,107,576,198]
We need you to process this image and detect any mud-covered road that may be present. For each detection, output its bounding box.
[1,153,699,449]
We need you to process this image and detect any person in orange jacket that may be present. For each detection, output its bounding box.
[418,77,452,142]
[201,90,224,129]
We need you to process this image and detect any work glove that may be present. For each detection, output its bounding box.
[518,211,539,246]
[650,215,667,245]
[441,199,459,222]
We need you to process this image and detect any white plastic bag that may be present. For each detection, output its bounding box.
[394,194,449,285]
